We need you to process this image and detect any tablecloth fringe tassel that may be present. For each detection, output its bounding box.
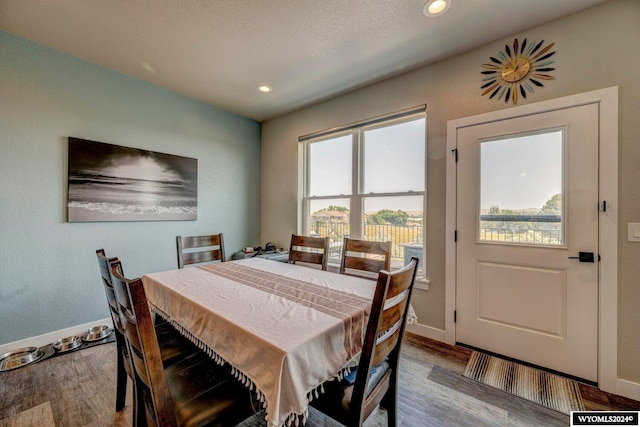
[282,408,308,427]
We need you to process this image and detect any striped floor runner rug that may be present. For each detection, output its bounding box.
[463,351,585,415]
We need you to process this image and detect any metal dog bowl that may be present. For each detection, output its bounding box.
[52,335,83,353]
[82,325,113,342]
[0,347,45,372]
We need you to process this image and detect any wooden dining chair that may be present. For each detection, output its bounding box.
[339,237,392,278]
[176,233,225,268]
[288,234,330,270]
[97,250,204,425]
[310,257,419,427]
[109,260,255,427]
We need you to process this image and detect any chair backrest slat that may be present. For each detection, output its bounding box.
[181,249,223,266]
[345,239,390,256]
[180,235,221,249]
[343,257,387,274]
[372,327,402,367]
[386,267,416,299]
[289,250,325,265]
[376,303,405,334]
[177,233,225,268]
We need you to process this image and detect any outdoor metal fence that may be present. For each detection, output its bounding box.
[309,221,423,262]
[479,214,562,245]
[308,214,562,264]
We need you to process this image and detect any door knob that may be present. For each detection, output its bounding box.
[568,252,595,263]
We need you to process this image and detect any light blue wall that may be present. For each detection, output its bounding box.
[0,31,262,345]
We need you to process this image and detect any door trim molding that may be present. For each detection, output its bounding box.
[445,87,618,393]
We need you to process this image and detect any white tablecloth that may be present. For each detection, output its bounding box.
[142,258,379,427]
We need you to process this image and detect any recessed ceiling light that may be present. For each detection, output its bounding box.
[423,0,451,17]
[257,85,272,93]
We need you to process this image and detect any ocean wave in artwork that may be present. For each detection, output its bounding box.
[68,201,197,215]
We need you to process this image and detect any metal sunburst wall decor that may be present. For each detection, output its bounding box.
[481,38,556,105]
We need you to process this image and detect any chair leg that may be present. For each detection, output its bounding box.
[115,344,128,412]
[132,378,147,427]
[382,378,398,427]
[385,398,397,427]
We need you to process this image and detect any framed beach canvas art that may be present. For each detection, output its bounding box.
[67,137,197,222]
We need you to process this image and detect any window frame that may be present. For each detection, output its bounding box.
[300,108,427,272]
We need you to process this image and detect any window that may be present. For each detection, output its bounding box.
[300,108,426,274]
[479,130,564,246]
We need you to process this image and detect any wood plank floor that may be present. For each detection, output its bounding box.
[1,333,638,426]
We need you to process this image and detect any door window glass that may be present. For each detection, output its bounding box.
[479,130,563,246]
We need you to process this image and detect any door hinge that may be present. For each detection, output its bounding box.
[454,310,457,323]
[600,200,607,212]
[451,148,458,162]
[454,230,457,242]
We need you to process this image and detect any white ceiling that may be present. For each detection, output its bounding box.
[0,0,609,121]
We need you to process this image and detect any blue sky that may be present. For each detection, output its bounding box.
[481,130,562,211]
[308,118,425,213]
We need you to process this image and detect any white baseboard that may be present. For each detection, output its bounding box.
[0,318,113,354]
[406,322,447,342]
[616,378,640,402]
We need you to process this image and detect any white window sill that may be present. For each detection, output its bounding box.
[414,277,430,291]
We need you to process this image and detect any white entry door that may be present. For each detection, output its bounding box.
[456,102,599,382]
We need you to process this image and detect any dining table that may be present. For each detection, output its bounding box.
[142,257,387,427]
